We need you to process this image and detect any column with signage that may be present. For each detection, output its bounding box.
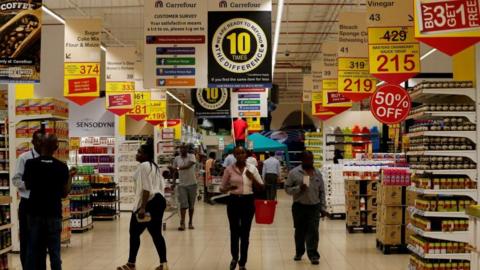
[64,19,102,106]
[337,11,376,102]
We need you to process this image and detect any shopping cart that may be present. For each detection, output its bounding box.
[162,177,179,230]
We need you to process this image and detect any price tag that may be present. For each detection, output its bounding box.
[70,137,80,150]
[145,99,167,126]
[106,82,135,92]
[338,58,376,101]
[323,90,352,114]
[127,92,151,121]
[312,92,336,121]
[105,92,134,116]
[247,118,262,132]
[63,62,100,105]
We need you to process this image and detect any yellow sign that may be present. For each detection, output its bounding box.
[70,137,80,150]
[63,62,100,103]
[106,82,135,92]
[247,118,262,132]
[322,89,352,114]
[338,58,376,99]
[127,92,151,121]
[145,100,167,125]
[322,79,338,91]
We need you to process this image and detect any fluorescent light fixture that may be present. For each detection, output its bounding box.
[376,48,439,86]
[420,48,437,61]
[184,104,194,112]
[166,91,195,112]
[42,5,65,24]
[100,45,107,52]
[272,0,285,74]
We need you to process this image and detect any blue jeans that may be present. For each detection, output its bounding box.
[26,215,62,270]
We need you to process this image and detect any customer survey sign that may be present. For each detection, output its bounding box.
[415,0,480,55]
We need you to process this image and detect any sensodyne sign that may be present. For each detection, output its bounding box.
[69,98,115,136]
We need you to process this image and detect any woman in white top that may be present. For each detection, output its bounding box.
[118,141,167,270]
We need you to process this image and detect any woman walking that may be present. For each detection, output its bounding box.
[221,146,264,270]
[117,141,168,270]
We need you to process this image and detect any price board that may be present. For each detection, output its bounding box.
[145,90,167,126]
[370,84,411,124]
[414,0,480,56]
[367,0,421,84]
[127,91,151,121]
[105,92,134,116]
[322,41,338,91]
[64,62,100,105]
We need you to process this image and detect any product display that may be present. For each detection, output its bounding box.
[69,173,93,233]
[116,141,141,211]
[323,164,345,218]
[91,175,119,220]
[325,125,379,161]
[305,131,323,167]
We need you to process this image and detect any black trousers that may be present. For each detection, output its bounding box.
[264,173,278,200]
[129,194,167,264]
[20,198,47,270]
[227,195,255,267]
[292,202,321,260]
[235,140,245,147]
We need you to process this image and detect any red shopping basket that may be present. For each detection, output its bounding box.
[254,200,277,224]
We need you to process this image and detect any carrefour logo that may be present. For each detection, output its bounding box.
[219,0,227,8]
[155,0,163,8]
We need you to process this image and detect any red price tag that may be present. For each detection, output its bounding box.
[370,84,411,124]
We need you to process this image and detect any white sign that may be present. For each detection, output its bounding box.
[303,74,313,102]
[144,0,207,88]
[106,47,136,83]
[64,19,102,62]
[230,88,268,118]
[69,98,115,137]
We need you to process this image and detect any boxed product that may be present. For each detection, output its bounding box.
[378,205,403,225]
[367,181,377,195]
[347,210,360,226]
[367,196,377,209]
[378,185,403,205]
[15,121,29,138]
[28,121,41,137]
[368,212,377,226]
[16,99,29,115]
[377,224,402,245]
[406,189,417,206]
[28,99,42,115]
[345,181,360,196]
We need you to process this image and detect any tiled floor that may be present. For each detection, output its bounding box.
[9,191,409,269]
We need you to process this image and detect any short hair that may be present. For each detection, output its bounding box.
[209,152,216,159]
[301,150,314,160]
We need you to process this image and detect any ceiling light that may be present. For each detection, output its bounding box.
[272,0,285,75]
[42,5,65,24]
[100,45,107,52]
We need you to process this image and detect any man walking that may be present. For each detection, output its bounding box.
[262,152,281,200]
[285,151,327,265]
[23,134,76,270]
[12,130,44,269]
[172,145,197,231]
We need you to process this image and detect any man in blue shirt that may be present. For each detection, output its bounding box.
[262,152,281,200]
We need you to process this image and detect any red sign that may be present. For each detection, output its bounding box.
[108,94,132,107]
[419,0,480,34]
[370,84,411,124]
[326,92,350,104]
[68,78,97,94]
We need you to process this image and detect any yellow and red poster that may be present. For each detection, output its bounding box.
[247,118,262,132]
[145,90,167,126]
[105,47,136,116]
[322,41,351,114]
[414,0,480,56]
[64,19,102,106]
[338,11,376,102]
[367,0,421,84]
[127,91,151,121]
[311,92,335,121]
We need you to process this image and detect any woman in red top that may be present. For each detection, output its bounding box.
[221,146,264,270]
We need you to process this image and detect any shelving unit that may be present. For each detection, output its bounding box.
[0,93,10,269]
[406,82,476,268]
[323,164,345,219]
[324,127,379,163]
[305,131,323,168]
[116,140,141,211]
[91,175,120,220]
[69,177,93,233]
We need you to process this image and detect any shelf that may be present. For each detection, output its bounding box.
[409,87,476,103]
[92,188,116,192]
[92,201,119,205]
[406,131,477,142]
[407,223,470,243]
[326,133,378,137]
[69,193,91,198]
[407,111,476,123]
[326,141,371,145]
[0,246,12,255]
[408,186,478,201]
[0,196,11,205]
[408,206,469,218]
[15,114,68,122]
[16,137,68,145]
[407,244,472,260]
[71,223,93,232]
[0,186,8,190]
[412,169,477,180]
[71,209,93,215]
[406,150,477,162]
[0,224,11,231]
[78,153,115,156]
[93,215,118,219]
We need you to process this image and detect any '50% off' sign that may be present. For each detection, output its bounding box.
[370,84,411,124]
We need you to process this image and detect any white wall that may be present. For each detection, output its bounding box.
[324,110,380,132]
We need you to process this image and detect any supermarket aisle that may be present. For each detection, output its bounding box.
[8,191,408,270]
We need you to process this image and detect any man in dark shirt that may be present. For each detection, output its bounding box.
[23,134,75,270]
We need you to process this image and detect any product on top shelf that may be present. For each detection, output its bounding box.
[414,198,474,212]
[409,118,476,132]
[412,175,477,190]
[15,98,69,117]
[412,80,474,91]
[410,215,469,232]
[381,168,411,186]
[410,104,475,114]
[409,235,469,255]
[408,156,476,170]
[408,136,475,151]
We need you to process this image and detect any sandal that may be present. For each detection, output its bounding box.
[117,263,136,270]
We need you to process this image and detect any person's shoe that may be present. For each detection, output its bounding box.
[155,263,168,270]
[188,224,195,230]
[293,255,302,261]
[229,259,238,270]
[239,267,247,270]
[178,224,186,231]
[311,259,320,265]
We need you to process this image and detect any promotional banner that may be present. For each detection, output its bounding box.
[145,90,167,126]
[303,74,313,102]
[191,88,231,118]
[144,0,207,88]
[322,41,351,113]
[64,18,101,106]
[414,0,480,56]
[0,0,42,82]
[69,98,115,137]
[208,0,272,88]
[311,92,335,121]
[127,91,151,121]
[158,119,182,140]
[337,11,376,102]
[323,89,352,114]
[105,47,136,116]
[370,84,411,124]
[230,88,268,118]
[368,0,420,84]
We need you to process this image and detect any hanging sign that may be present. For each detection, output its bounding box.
[207,0,272,88]
[311,92,336,121]
[414,0,480,56]
[303,74,313,102]
[311,60,322,92]
[105,47,136,116]
[370,84,411,124]
[144,0,207,88]
[322,41,351,113]
[68,98,115,137]
[64,18,101,106]
[127,91,151,121]
[145,90,167,126]
[247,117,262,132]
[337,11,376,102]
[0,0,42,83]
[230,88,268,118]
[368,0,421,84]
[191,88,231,118]
[323,89,352,114]
[158,119,182,140]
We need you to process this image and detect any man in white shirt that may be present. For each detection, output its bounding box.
[12,130,44,269]
[262,152,281,200]
[223,152,236,168]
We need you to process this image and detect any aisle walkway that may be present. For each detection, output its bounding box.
[9,191,408,270]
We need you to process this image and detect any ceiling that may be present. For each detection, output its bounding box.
[44,0,439,105]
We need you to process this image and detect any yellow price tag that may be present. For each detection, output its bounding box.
[369,43,420,74]
[322,79,338,91]
[70,137,80,150]
[127,92,152,120]
[106,82,135,92]
[64,63,100,76]
[63,62,100,100]
[368,27,416,44]
[338,57,376,99]
[338,58,369,71]
[145,100,167,124]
